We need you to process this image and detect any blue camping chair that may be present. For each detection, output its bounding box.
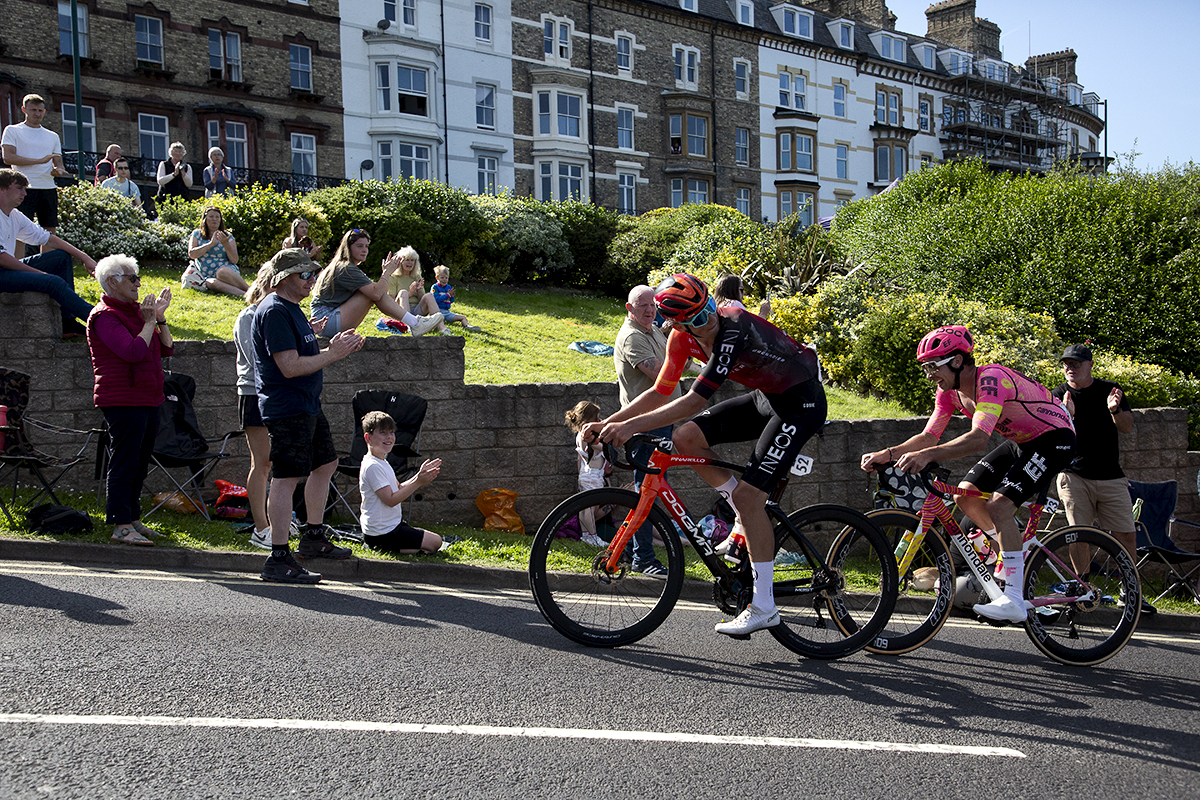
[1129,479,1200,604]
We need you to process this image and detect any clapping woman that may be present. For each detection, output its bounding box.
[183,205,249,296]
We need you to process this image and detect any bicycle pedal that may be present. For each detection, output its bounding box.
[725,633,752,641]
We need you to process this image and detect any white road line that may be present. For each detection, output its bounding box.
[0,713,1025,757]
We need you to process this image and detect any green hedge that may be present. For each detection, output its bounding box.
[57,184,189,264]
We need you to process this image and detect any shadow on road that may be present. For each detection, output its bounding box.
[0,573,132,625]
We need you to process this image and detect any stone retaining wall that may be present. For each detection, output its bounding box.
[5,293,1199,548]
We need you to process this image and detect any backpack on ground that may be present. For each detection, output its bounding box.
[25,503,94,535]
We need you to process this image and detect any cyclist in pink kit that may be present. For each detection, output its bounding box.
[860,326,1075,623]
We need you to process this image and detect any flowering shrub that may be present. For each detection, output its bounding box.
[57,184,188,263]
[469,194,571,283]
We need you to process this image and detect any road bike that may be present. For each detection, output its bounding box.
[838,464,1140,666]
[528,434,898,659]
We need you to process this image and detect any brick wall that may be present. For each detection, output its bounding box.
[5,292,1199,546]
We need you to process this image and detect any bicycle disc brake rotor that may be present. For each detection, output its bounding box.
[1073,582,1102,613]
[591,551,628,583]
[817,567,845,600]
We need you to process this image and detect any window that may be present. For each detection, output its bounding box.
[833,83,846,117]
[378,141,392,180]
[544,18,571,63]
[894,146,906,179]
[736,187,750,216]
[616,35,632,72]
[1068,86,1083,106]
[875,143,906,182]
[138,113,168,161]
[783,9,795,33]
[61,104,95,153]
[680,0,696,11]
[617,107,634,150]
[734,60,749,98]
[778,131,813,172]
[475,4,492,42]
[779,72,806,110]
[1071,130,1079,152]
[779,132,791,171]
[780,7,811,37]
[734,127,749,166]
[673,47,699,90]
[476,84,495,129]
[921,45,934,70]
[402,0,415,26]
[840,23,852,48]
[206,119,248,168]
[135,16,163,66]
[397,142,430,179]
[58,1,88,57]
[376,64,392,111]
[397,66,428,116]
[688,179,708,204]
[919,100,930,132]
[290,45,312,92]
[291,133,316,176]
[948,52,967,76]
[669,178,707,207]
[558,94,580,137]
[797,191,814,227]
[889,94,899,126]
[780,190,792,217]
[618,173,635,215]
[556,162,583,200]
[737,0,752,25]
[667,113,709,158]
[477,155,497,195]
[537,91,583,138]
[880,34,905,62]
[209,30,242,82]
[836,144,848,179]
[384,0,396,22]
[875,90,900,125]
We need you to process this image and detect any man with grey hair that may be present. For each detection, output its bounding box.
[252,248,365,583]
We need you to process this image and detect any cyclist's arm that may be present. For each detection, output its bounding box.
[896,426,990,474]
[598,388,708,446]
[860,431,940,472]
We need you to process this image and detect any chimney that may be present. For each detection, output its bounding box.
[804,0,898,30]
[1025,50,1078,84]
[925,0,1002,59]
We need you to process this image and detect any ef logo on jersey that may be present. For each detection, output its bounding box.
[1023,452,1048,483]
[979,375,999,399]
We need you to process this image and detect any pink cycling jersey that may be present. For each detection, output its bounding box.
[923,364,1075,444]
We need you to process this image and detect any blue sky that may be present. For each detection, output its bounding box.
[885,0,1198,170]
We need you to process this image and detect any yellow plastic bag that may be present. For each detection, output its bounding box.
[475,488,525,534]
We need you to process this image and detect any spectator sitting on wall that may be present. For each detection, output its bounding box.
[100,158,143,210]
[183,205,248,296]
[203,147,232,198]
[384,245,441,318]
[310,228,443,337]
[155,142,192,201]
[281,217,323,262]
[94,144,122,186]
[1,94,65,259]
[0,168,95,339]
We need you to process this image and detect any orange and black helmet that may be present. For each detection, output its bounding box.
[654,273,711,323]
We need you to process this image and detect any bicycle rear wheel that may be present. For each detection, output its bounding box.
[843,509,956,655]
[528,488,685,648]
[768,504,898,660]
[1024,526,1140,666]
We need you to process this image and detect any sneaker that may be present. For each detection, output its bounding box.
[261,551,322,584]
[249,526,273,550]
[296,527,353,560]
[973,595,1028,624]
[581,532,608,547]
[631,561,669,577]
[409,314,443,337]
[1118,586,1157,616]
[715,603,780,636]
[463,324,482,332]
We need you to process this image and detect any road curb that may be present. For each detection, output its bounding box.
[2,537,1197,633]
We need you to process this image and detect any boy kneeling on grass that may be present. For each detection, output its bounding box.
[359,410,445,553]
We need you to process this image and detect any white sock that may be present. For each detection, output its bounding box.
[715,478,740,517]
[401,312,420,326]
[1000,550,1024,604]
[751,561,775,612]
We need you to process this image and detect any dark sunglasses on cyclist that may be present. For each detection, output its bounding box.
[919,355,955,376]
[681,297,718,328]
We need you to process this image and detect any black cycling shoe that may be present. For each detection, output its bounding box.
[260,551,322,584]
[296,528,353,560]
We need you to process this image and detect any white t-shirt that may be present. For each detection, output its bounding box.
[576,431,608,491]
[359,452,405,536]
[0,207,50,260]
[1,123,62,189]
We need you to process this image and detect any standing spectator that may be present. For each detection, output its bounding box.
[0,168,95,339]
[252,248,365,583]
[1051,343,1155,615]
[310,229,443,337]
[234,265,277,549]
[100,158,142,210]
[385,245,441,318]
[1,94,65,258]
[183,205,247,296]
[281,217,322,262]
[155,142,192,202]
[203,147,231,198]
[94,144,122,186]
[88,254,173,547]
[611,283,680,576]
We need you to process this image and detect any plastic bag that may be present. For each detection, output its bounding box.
[475,488,524,534]
[153,491,201,515]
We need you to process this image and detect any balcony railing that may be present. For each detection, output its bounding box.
[58,151,346,194]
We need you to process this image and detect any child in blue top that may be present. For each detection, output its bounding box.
[431,265,481,332]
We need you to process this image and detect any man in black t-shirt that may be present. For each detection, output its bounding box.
[1051,343,1154,614]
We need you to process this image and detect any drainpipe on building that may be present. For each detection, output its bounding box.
[441,0,449,183]
[588,0,596,203]
[710,25,717,205]
[69,0,84,181]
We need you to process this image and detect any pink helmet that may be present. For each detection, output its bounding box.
[916,326,974,361]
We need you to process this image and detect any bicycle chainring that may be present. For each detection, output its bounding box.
[712,576,752,615]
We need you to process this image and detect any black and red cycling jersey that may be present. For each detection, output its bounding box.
[653,306,818,400]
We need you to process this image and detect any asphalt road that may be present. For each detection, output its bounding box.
[1,560,1197,799]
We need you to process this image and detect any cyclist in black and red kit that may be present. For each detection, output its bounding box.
[589,273,826,636]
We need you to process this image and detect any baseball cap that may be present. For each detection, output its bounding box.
[266,248,319,287]
[1061,344,1093,363]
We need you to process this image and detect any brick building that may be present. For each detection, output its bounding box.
[0,0,345,191]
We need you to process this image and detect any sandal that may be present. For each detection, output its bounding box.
[111,527,154,547]
[131,521,163,538]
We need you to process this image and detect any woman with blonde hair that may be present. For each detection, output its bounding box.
[385,245,441,317]
[310,229,443,337]
[155,141,192,200]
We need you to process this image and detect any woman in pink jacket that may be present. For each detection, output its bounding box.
[87,254,174,546]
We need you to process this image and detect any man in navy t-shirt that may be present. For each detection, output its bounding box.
[252,248,364,584]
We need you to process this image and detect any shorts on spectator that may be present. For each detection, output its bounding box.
[1057,473,1136,532]
[18,188,58,229]
[310,303,342,336]
[365,521,427,552]
[265,411,337,479]
[238,394,264,429]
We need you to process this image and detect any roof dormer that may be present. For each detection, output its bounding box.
[869,30,907,63]
[938,48,971,76]
[914,42,936,70]
[770,4,813,39]
[680,0,697,12]
[733,0,754,26]
[826,18,854,50]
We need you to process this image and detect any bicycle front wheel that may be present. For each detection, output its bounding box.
[846,509,955,655]
[528,488,685,648]
[769,504,898,660]
[1024,526,1141,666]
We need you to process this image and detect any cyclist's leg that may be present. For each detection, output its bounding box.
[955,440,1019,538]
[675,393,770,526]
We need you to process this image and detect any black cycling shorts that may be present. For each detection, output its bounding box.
[962,427,1076,505]
[689,378,827,493]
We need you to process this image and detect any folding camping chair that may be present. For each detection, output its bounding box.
[0,368,101,526]
[96,373,243,521]
[326,390,428,532]
[1129,479,1200,604]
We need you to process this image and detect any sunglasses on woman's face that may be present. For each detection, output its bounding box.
[117,273,141,284]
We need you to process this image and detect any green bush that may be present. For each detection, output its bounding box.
[545,200,623,291]
[1087,351,1200,449]
[57,183,189,263]
[610,204,745,286]
[468,194,570,283]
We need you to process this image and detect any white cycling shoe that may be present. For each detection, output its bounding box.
[973,595,1030,624]
[715,603,780,636]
